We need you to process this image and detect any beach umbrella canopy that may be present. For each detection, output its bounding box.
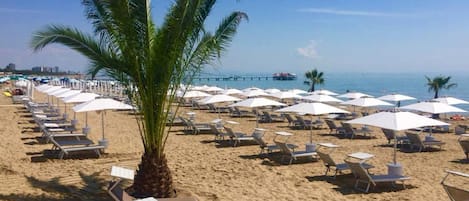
[433,97,469,105]
[204,86,224,92]
[73,98,134,142]
[191,85,209,91]
[48,88,71,96]
[309,89,338,96]
[229,97,286,108]
[276,102,349,115]
[41,86,63,93]
[378,94,416,102]
[222,88,243,95]
[55,90,82,98]
[35,84,51,91]
[241,89,268,97]
[346,111,449,164]
[264,88,281,94]
[269,91,302,100]
[242,87,263,92]
[288,89,308,95]
[341,97,393,107]
[179,90,212,98]
[197,94,241,105]
[62,92,100,103]
[400,101,467,114]
[15,80,29,88]
[276,102,349,143]
[338,92,373,99]
[302,94,343,103]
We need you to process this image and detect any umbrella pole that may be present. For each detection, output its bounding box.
[310,116,313,144]
[101,111,105,140]
[393,135,397,164]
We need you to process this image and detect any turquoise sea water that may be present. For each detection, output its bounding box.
[193,72,469,111]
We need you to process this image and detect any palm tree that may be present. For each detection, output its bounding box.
[425,75,457,99]
[304,69,324,92]
[31,0,246,198]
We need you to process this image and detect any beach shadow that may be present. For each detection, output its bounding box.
[258,154,319,166]
[0,171,110,201]
[450,159,469,164]
[305,175,416,195]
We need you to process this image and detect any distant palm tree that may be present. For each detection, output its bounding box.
[425,75,457,99]
[31,0,246,198]
[304,69,324,92]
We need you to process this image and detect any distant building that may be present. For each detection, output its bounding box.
[5,63,15,71]
[31,66,56,73]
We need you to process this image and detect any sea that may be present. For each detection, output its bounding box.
[192,72,469,111]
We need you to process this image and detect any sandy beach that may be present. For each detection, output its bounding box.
[0,91,468,201]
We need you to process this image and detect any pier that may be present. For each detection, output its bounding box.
[194,73,297,81]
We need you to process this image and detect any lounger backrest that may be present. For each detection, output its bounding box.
[274,141,292,155]
[223,126,235,138]
[381,128,395,141]
[341,123,354,134]
[317,151,337,167]
[405,132,423,146]
[252,132,267,148]
[344,160,376,186]
[263,111,273,121]
[441,170,469,201]
[325,120,337,130]
[459,140,469,153]
[284,114,294,123]
[209,124,220,135]
[295,115,306,125]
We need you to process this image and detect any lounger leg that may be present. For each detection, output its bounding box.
[324,167,330,176]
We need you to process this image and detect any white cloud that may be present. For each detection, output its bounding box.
[297,40,319,60]
[297,8,412,17]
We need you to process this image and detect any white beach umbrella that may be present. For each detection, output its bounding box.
[309,89,338,96]
[179,90,212,98]
[204,86,224,92]
[338,92,373,99]
[241,90,268,98]
[242,87,263,92]
[222,88,243,95]
[302,94,343,103]
[433,97,469,105]
[400,102,467,114]
[264,88,281,94]
[62,92,100,128]
[346,111,449,164]
[269,91,302,100]
[378,94,416,102]
[48,88,70,96]
[229,97,286,108]
[35,84,52,92]
[288,89,308,95]
[198,94,241,105]
[276,102,349,143]
[341,97,393,107]
[55,90,82,98]
[229,97,286,127]
[73,98,134,144]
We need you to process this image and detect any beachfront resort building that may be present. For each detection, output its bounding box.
[31,66,59,73]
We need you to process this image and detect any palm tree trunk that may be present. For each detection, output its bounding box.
[131,152,174,198]
[310,83,315,92]
[434,90,439,99]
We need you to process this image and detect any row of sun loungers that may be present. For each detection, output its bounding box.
[22,100,105,159]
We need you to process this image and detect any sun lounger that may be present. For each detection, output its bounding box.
[260,111,285,123]
[325,119,345,135]
[344,160,410,193]
[405,132,445,152]
[441,170,469,201]
[274,140,317,165]
[49,138,104,159]
[458,136,469,160]
[108,166,198,201]
[381,128,408,145]
[252,130,297,155]
[181,118,213,134]
[294,115,323,130]
[224,126,257,146]
[341,122,371,139]
[317,151,373,179]
[284,113,301,128]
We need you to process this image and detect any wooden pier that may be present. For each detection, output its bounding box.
[194,74,297,81]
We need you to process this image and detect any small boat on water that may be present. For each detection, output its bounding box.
[272,72,297,80]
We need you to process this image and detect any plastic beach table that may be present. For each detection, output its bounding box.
[348,152,374,161]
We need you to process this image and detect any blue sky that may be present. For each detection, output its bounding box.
[1,0,469,74]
